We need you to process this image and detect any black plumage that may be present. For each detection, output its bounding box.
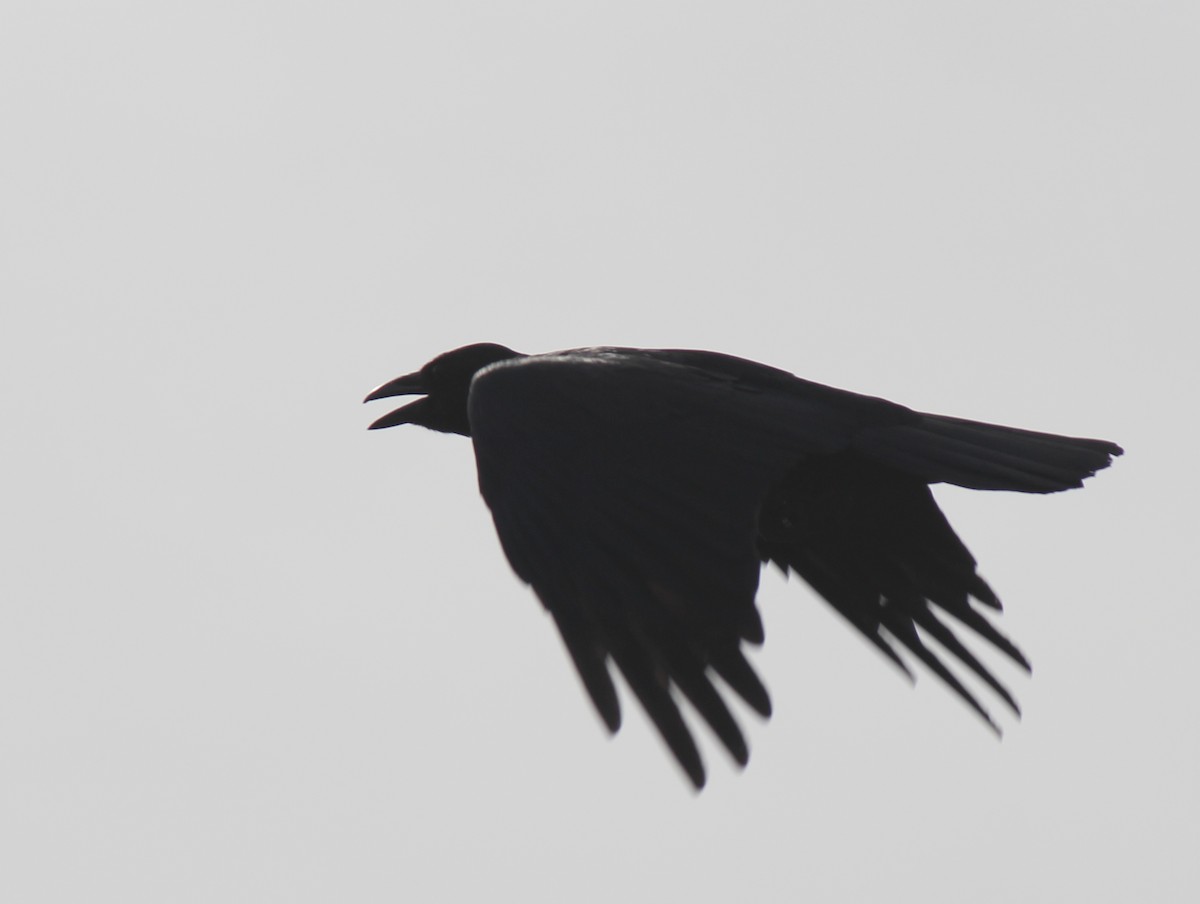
[365,344,1122,788]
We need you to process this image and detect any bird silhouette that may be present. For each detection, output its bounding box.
[366,343,1122,788]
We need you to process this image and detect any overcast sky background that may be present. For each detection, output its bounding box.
[2,3,1196,902]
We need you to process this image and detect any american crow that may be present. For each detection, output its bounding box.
[365,344,1122,788]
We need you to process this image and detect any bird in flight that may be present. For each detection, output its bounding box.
[365,344,1122,788]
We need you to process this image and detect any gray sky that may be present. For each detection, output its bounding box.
[2,3,1195,902]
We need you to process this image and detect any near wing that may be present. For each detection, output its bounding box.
[468,351,817,787]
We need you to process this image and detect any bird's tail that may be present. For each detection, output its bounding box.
[858,413,1124,493]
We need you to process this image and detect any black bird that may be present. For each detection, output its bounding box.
[365,344,1122,788]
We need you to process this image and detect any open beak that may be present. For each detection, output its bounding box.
[364,371,427,430]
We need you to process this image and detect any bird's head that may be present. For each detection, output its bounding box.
[364,343,522,435]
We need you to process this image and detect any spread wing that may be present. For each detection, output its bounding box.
[468,352,817,787]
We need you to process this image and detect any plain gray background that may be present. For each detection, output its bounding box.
[2,3,1195,902]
